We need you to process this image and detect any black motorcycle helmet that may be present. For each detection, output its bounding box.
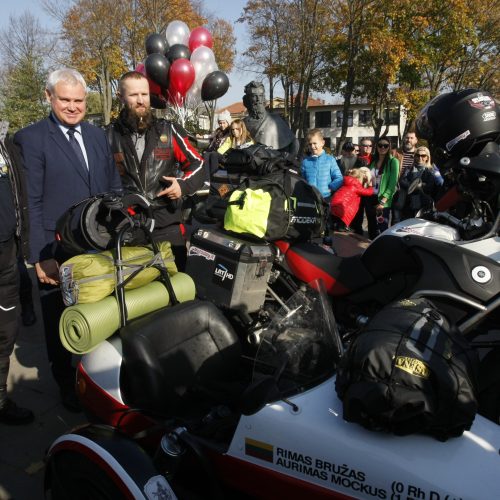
[81,193,154,250]
[56,193,154,256]
[416,89,500,164]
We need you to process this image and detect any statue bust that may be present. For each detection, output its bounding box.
[242,81,299,156]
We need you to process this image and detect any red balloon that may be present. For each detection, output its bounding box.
[188,27,213,53]
[169,58,195,98]
[135,62,162,96]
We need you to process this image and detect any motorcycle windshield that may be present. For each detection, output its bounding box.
[253,279,342,398]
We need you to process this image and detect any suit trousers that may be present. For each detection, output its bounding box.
[38,281,73,391]
[0,237,20,403]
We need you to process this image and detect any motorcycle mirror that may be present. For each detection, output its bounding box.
[238,376,281,416]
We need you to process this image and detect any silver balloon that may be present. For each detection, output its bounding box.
[190,46,215,67]
[195,59,218,87]
[164,20,190,47]
[185,83,202,108]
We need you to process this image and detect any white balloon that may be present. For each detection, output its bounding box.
[190,46,215,66]
[165,20,190,47]
[195,61,218,87]
[186,84,202,106]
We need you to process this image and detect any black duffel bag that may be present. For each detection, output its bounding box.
[335,298,479,441]
[221,144,298,175]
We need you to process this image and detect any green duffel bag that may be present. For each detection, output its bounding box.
[59,241,177,306]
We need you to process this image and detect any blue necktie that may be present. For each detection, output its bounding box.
[67,127,88,171]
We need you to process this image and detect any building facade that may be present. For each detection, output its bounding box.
[217,98,407,149]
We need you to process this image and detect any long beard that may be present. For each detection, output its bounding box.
[249,105,266,120]
[121,105,153,133]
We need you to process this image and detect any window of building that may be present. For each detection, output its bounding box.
[315,111,331,128]
[358,110,371,126]
[336,110,353,127]
[384,108,399,125]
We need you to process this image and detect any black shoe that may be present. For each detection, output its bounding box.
[60,388,82,413]
[21,304,37,326]
[0,398,35,425]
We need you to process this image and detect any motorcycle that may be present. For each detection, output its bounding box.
[187,153,500,345]
[45,281,500,500]
[44,152,500,499]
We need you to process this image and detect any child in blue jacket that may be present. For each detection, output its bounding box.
[301,129,343,245]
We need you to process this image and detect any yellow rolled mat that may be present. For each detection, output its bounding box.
[59,273,195,354]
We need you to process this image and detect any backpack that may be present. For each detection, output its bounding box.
[335,298,479,441]
[224,166,326,241]
[222,144,297,176]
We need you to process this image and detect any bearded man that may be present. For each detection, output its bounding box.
[107,71,204,270]
[399,131,419,178]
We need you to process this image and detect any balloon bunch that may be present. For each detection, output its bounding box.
[137,21,230,109]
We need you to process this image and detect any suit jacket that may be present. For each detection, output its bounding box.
[14,115,122,264]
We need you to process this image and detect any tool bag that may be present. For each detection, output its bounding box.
[335,298,479,441]
[224,166,325,241]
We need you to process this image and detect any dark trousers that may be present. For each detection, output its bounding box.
[0,237,20,402]
[351,195,379,240]
[18,254,33,309]
[38,282,74,391]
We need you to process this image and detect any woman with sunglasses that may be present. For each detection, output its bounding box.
[370,138,399,233]
[394,146,439,222]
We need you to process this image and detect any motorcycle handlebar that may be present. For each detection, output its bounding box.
[433,211,492,240]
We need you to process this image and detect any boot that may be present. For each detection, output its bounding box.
[0,398,34,425]
[21,301,37,326]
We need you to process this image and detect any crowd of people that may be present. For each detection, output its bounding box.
[0,67,446,426]
[299,131,445,245]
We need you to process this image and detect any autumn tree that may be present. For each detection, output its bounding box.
[208,18,236,74]
[320,0,377,151]
[0,12,51,131]
[59,0,128,124]
[120,0,207,70]
[240,0,331,138]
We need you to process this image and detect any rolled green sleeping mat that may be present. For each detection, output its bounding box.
[59,273,195,354]
[59,241,177,306]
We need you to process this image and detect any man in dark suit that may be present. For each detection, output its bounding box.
[14,68,122,411]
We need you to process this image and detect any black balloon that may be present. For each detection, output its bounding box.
[145,33,168,55]
[166,44,191,63]
[201,71,230,101]
[150,93,168,109]
[145,53,170,89]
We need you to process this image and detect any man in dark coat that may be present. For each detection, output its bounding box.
[14,68,122,411]
[0,131,34,425]
[107,71,204,270]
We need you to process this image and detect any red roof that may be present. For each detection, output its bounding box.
[216,102,246,114]
[217,96,326,115]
